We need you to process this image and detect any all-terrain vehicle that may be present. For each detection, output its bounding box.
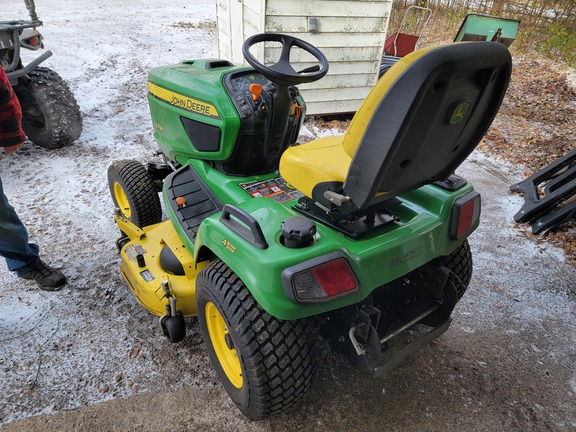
[1,0,82,148]
[108,34,511,419]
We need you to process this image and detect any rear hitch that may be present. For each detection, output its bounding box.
[323,265,462,376]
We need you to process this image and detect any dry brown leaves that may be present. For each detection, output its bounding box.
[480,55,575,172]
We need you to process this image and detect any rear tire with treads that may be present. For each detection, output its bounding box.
[196,259,317,420]
[14,66,82,149]
[431,240,473,299]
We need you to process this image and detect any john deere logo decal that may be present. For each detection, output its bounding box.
[450,102,470,124]
[148,82,220,119]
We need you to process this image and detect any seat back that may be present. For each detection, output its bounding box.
[341,42,512,211]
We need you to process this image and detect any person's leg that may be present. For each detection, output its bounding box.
[0,177,40,273]
[0,177,65,290]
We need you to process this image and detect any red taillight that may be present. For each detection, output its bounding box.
[28,37,39,47]
[288,257,359,303]
[450,191,481,239]
[456,199,476,238]
[312,259,358,296]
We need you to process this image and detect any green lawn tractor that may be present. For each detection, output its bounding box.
[108,33,511,419]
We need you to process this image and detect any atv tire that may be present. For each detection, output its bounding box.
[107,160,162,228]
[13,67,82,149]
[196,260,317,420]
[432,240,473,299]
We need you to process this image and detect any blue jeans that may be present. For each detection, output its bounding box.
[0,177,40,274]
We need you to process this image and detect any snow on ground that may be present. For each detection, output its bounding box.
[0,0,222,422]
[0,0,575,429]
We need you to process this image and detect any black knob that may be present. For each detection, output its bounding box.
[281,216,316,248]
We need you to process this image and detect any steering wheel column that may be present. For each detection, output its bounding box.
[242,33,329,170]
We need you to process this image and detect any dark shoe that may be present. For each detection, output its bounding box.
[19,260,66,291]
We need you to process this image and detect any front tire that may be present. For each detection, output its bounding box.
[13,67,82,149]
[196,260,317,420]
[107,160,162,228]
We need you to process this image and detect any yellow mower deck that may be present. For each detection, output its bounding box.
[115,214,209,317]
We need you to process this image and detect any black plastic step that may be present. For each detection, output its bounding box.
[164,165,222,242]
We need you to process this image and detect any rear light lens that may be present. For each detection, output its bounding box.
[282,253,359,303]
[450,191,481,239]
[28,36,39,47]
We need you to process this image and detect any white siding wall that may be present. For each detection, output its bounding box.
[217,0,392,114]
[216,0,231,60]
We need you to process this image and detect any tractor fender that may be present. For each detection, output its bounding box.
[193,198,327,320]
[192,184,476,321]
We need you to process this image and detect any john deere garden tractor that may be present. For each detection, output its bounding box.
[108,33,511,419]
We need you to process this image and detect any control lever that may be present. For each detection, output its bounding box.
[249,83,263,101]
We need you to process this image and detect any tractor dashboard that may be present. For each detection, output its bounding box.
[226,70,269,95]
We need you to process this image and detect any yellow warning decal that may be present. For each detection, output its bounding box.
[222,239,236,253]
[148,82,220,119]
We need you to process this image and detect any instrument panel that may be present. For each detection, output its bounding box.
[223,69,271,119]
[227,70,269,95]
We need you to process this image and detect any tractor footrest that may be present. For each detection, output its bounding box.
[164,165,222,242]
[510,148,576,234]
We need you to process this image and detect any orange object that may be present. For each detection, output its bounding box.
[249,84,262,101]
[176,196,186,208]
[294,104,301,117]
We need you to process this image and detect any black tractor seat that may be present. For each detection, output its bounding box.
[280,42,512,234]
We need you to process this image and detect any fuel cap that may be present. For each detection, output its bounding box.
[281,216,316,248]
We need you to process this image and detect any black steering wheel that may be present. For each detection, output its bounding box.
[242,33,329,86]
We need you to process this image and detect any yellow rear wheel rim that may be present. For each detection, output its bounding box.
[205,302,243,389]
[113,182,132,218]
